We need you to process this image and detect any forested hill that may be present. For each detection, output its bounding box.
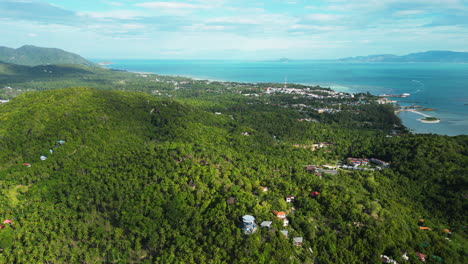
[0,88,466,263]
[0,45,94,66]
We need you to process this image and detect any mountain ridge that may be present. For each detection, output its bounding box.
[339,50,468,62]
[0,45,94,66]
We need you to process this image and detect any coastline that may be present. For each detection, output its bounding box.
[123,66,439,131]
[100,60,468,135]
[395,109,440,123]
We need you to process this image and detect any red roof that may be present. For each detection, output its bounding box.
[273,211,286,218]
[310,191,320,197]
[416,252,426,261]
[3,219,12,224]
[0,225,4,229]
[22,163,31,166]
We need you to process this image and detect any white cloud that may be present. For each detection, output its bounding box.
[207,17,263,25]
[78,10,148,20]
[290,24,345,32]
[135,2,209,9]
[108,2,124,6]
[183,23,226,31]
[304,14,343,22]
[394,10,425,16]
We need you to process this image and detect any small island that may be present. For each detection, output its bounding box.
[419,116,440,123]
[420,108,437,111]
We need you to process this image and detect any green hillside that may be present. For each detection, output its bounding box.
[0,88,466,263]
[0,62,187,100]
[0,45,94,66]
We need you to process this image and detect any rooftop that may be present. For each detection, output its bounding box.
[243,215,255,222]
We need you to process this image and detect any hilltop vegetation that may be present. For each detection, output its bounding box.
[0,45,94,66]
[0,87,466,263]
[0,62,187,100]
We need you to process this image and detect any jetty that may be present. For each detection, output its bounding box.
[397,109,440,123]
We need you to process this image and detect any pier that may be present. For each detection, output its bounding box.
[397,109,440,123]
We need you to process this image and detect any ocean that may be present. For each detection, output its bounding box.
[97,59,468,136]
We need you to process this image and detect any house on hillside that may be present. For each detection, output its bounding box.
[305,165,316,172]
[242,215,257,234]
[381,255,397,264]
[347,158,369,166]
[260,221,272,228]
[293,237,303,246]
[273,211,286,219]
[259,186,268,192]
[416,252,426,262]
[370,158,390,167]
[285,195,295,203]
[280,230,288,237]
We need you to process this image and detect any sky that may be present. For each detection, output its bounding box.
[0,0,467,59]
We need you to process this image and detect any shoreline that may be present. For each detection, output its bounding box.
[396,109,441,124]
[106,64,463,134]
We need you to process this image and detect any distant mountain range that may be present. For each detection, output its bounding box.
[339,51,468,63]
[0,45,94,66]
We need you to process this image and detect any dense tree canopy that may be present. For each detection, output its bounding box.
[0,68,466,263]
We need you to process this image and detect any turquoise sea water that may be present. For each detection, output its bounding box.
[98,60,468,136]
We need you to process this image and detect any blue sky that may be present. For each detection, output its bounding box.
[1,0,467,59]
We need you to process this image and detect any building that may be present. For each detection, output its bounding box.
[416,252,426,262]
[242,215,257,234]
[370,158,390,167]
[259,186,268,192]
[273,211,286,219]
[285,195,295,203]
[260,221,272,228]
[347,158,369,166]
[293,237,303,246]
[381,255,397,264]
[280,230,288,237]
[283,218,289,227]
